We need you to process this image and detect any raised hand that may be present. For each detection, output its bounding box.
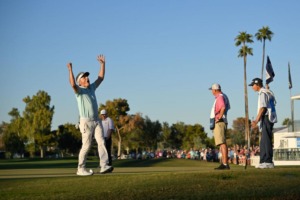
[67,62,73,70]
[97,55,105,64]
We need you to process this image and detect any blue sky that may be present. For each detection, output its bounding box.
[1,0,300,137]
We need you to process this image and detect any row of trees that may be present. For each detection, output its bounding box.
[98,98,212,157]
[0,89,263,159]
[0,93,214,158]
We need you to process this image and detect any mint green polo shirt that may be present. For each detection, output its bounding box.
[75,83,99,119]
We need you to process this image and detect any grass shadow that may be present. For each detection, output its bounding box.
[0,157,211,169]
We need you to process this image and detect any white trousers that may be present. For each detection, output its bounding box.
[78,119,109,169]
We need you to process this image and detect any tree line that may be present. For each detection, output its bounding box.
[0,90,259,159]
[0,91,213,158]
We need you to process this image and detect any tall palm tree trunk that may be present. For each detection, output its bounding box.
[243,53,250,148]
[260,40,266,143]
[261,40,266,81]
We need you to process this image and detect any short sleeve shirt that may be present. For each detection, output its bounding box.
[101,117,115,137]
[258,88,268,115]
[222,93,230,114]
[214,94,226,120]
[75,83,99,119]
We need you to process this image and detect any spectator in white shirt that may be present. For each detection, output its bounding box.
[100,109,115,166]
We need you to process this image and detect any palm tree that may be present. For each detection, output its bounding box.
[235,32,253,148]
[255,26,274,82]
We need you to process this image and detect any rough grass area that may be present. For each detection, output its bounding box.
[1,158,300,199]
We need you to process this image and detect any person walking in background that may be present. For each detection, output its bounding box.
[67,55,113,176]
[100,109,115,166]
[249,78,277,169]
[209,83,230,170]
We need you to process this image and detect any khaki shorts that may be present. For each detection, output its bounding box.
[213,122,227,146]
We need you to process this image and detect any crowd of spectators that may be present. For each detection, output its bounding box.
[121,144,260,166]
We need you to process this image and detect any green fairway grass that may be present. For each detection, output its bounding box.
[1,158,300,199]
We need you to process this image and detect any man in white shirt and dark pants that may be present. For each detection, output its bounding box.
[100,109,115,166]
[249,78,276,169]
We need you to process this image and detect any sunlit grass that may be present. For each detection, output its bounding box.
[1,158,300,199]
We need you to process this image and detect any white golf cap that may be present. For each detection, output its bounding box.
[209,83,221,90]
[76,72,90,85]
[100,109,107,115]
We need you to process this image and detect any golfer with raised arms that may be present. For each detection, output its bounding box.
[67,55,113,176]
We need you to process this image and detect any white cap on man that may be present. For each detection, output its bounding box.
[209,83,221,90]
[76,72,90,85]
[100,109,107,115]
